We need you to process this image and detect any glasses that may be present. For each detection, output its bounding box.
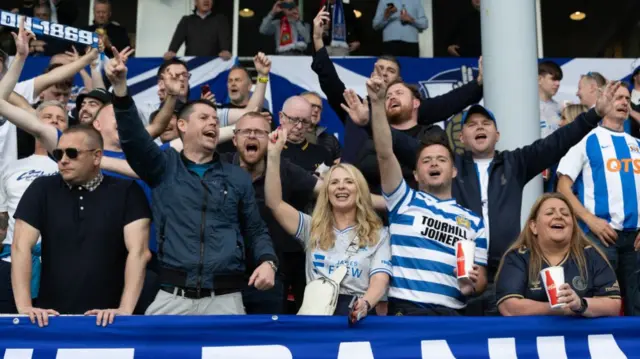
[281,112,312,127]
[310,103,323,112]
[52,148,97,162]
[234,128,270,138]
[164,71,192,80]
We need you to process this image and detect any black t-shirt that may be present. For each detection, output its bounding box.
[220,153,318,259]
[14,174,151,314]
[282,140,332,174]
[495,246,621,307]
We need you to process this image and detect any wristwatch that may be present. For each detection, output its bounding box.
[572,297,588,315]
[265,260,278,273]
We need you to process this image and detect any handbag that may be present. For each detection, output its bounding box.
[297,237,359,316]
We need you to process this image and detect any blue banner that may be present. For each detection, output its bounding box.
[0,315,638,358]
[15,56,640,148]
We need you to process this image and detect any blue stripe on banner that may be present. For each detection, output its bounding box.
[475,237,488,250]
[128,57,214,97]
[408,197,481,232]
[394,214,415,226]
[392,276,463,301]
[585,135,611,223]
[392,255,455,276]
[391,235,455,256]
[611,136,638,229]
[312,261,324,268]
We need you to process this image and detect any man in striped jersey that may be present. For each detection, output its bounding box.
[367,75,488,315]
[557,82,640,316]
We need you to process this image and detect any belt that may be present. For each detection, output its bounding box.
[160,285,239,299]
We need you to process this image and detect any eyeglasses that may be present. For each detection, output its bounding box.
[52,148,97,162]
[164,71,192,80]
[310,103,323,112]
[233,128,270,138]
[281,112,312,127]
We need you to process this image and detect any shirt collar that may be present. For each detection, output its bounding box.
[196,10,212,19]
[65,172,104,192]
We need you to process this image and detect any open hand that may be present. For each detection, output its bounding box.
[340,89,370,126]
[595,81,622,118]
[19,306,59,327]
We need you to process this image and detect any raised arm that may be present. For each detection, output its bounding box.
[265,128,302,236]
[107,47,168,187]
[515,82,618,183]
[367,78,403,195]
[0,99,59,152]
[33,49,98,99]
[225,53,271,125]
[0,17,32,101]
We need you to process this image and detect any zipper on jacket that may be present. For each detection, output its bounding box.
[196,180,208,297]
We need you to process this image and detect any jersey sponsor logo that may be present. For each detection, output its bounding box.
[572,276,588,291]
[605,158,640,173]
[455,216,470,229]
[416,215,468,247]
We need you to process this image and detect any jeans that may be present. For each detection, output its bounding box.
[588,230,640,316]
[242,275,285,315]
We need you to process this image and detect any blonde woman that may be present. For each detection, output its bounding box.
[496,193,621,317]
[265,127,391,317]
[559,104,590,127]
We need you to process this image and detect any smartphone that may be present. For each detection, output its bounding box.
[281,2,296,9]
[201,84,210,96]
[387,3,395,8]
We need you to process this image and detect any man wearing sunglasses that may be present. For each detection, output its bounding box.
[278,95,333,176]
[0,101,68,314]
[11,125,151,327]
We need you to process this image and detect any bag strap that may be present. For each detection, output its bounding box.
[329,235,360,285]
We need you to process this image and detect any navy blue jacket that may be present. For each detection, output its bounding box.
[112,95,276,291]
[390,109,603,274]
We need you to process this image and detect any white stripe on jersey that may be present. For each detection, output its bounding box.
[383,179,488,309]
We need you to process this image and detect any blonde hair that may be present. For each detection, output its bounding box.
[495,193,610,285]
[561,104,589,126]
[308,164,383,251]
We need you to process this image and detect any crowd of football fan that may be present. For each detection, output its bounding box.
[0,0,639,327]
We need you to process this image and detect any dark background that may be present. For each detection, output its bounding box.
[2,0,639,58]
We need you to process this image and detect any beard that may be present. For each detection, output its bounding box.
[386,106,412,125]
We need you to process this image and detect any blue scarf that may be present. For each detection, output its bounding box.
[329,0,348,48]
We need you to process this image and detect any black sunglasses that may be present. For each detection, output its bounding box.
[52,148,97,162]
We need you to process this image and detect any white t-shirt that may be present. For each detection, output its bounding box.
[0,155,58,259]
[632,88,640,106]
[295,212,392,296]
[540,99,562,139]
[473,158,492,242]
[0,79,37,173]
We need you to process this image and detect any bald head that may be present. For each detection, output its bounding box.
[282,96,312,114]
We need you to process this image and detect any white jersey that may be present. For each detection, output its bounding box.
[540,99,562,139]
[0,79,37,172]
[384,179,488,309]
[295,212,392,296]
[557,126,640,231]
[0,155,58,252]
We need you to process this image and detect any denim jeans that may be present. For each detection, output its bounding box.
[588,230,640,316]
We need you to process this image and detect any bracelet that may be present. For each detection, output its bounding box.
[257,76,269,84]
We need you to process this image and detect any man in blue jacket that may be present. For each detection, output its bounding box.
[105,48,278,315]
[346,84,617,315]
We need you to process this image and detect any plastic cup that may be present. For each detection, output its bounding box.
[540,266,565,308]
[455,240,476,279]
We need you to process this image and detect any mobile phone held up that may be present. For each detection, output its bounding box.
[387,3,395,9]
[281,2,296,9]
[201,84,210,96]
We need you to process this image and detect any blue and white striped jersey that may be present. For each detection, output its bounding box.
[557,126,640,231]
[384,179,488,309]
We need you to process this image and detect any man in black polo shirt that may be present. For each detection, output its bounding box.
[221,112,319,314]
[11,125,151,327]
[278,95,332,175]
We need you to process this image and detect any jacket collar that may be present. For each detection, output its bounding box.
[65,172,103,192]
[462,150,504,165]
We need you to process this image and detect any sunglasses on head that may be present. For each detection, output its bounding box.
[52,148,97,162]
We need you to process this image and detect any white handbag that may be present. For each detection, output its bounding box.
[298,237,359,316]
[297,265,348,315]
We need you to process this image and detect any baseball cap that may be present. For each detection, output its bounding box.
[461,104,497,128]
[75,88,112,110]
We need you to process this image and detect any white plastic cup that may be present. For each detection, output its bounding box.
[455,240,476,279]
[540,266,565,308]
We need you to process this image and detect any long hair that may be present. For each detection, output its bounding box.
[561,104,588,126]
[495,193,610,285]
[308,164,383,251]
